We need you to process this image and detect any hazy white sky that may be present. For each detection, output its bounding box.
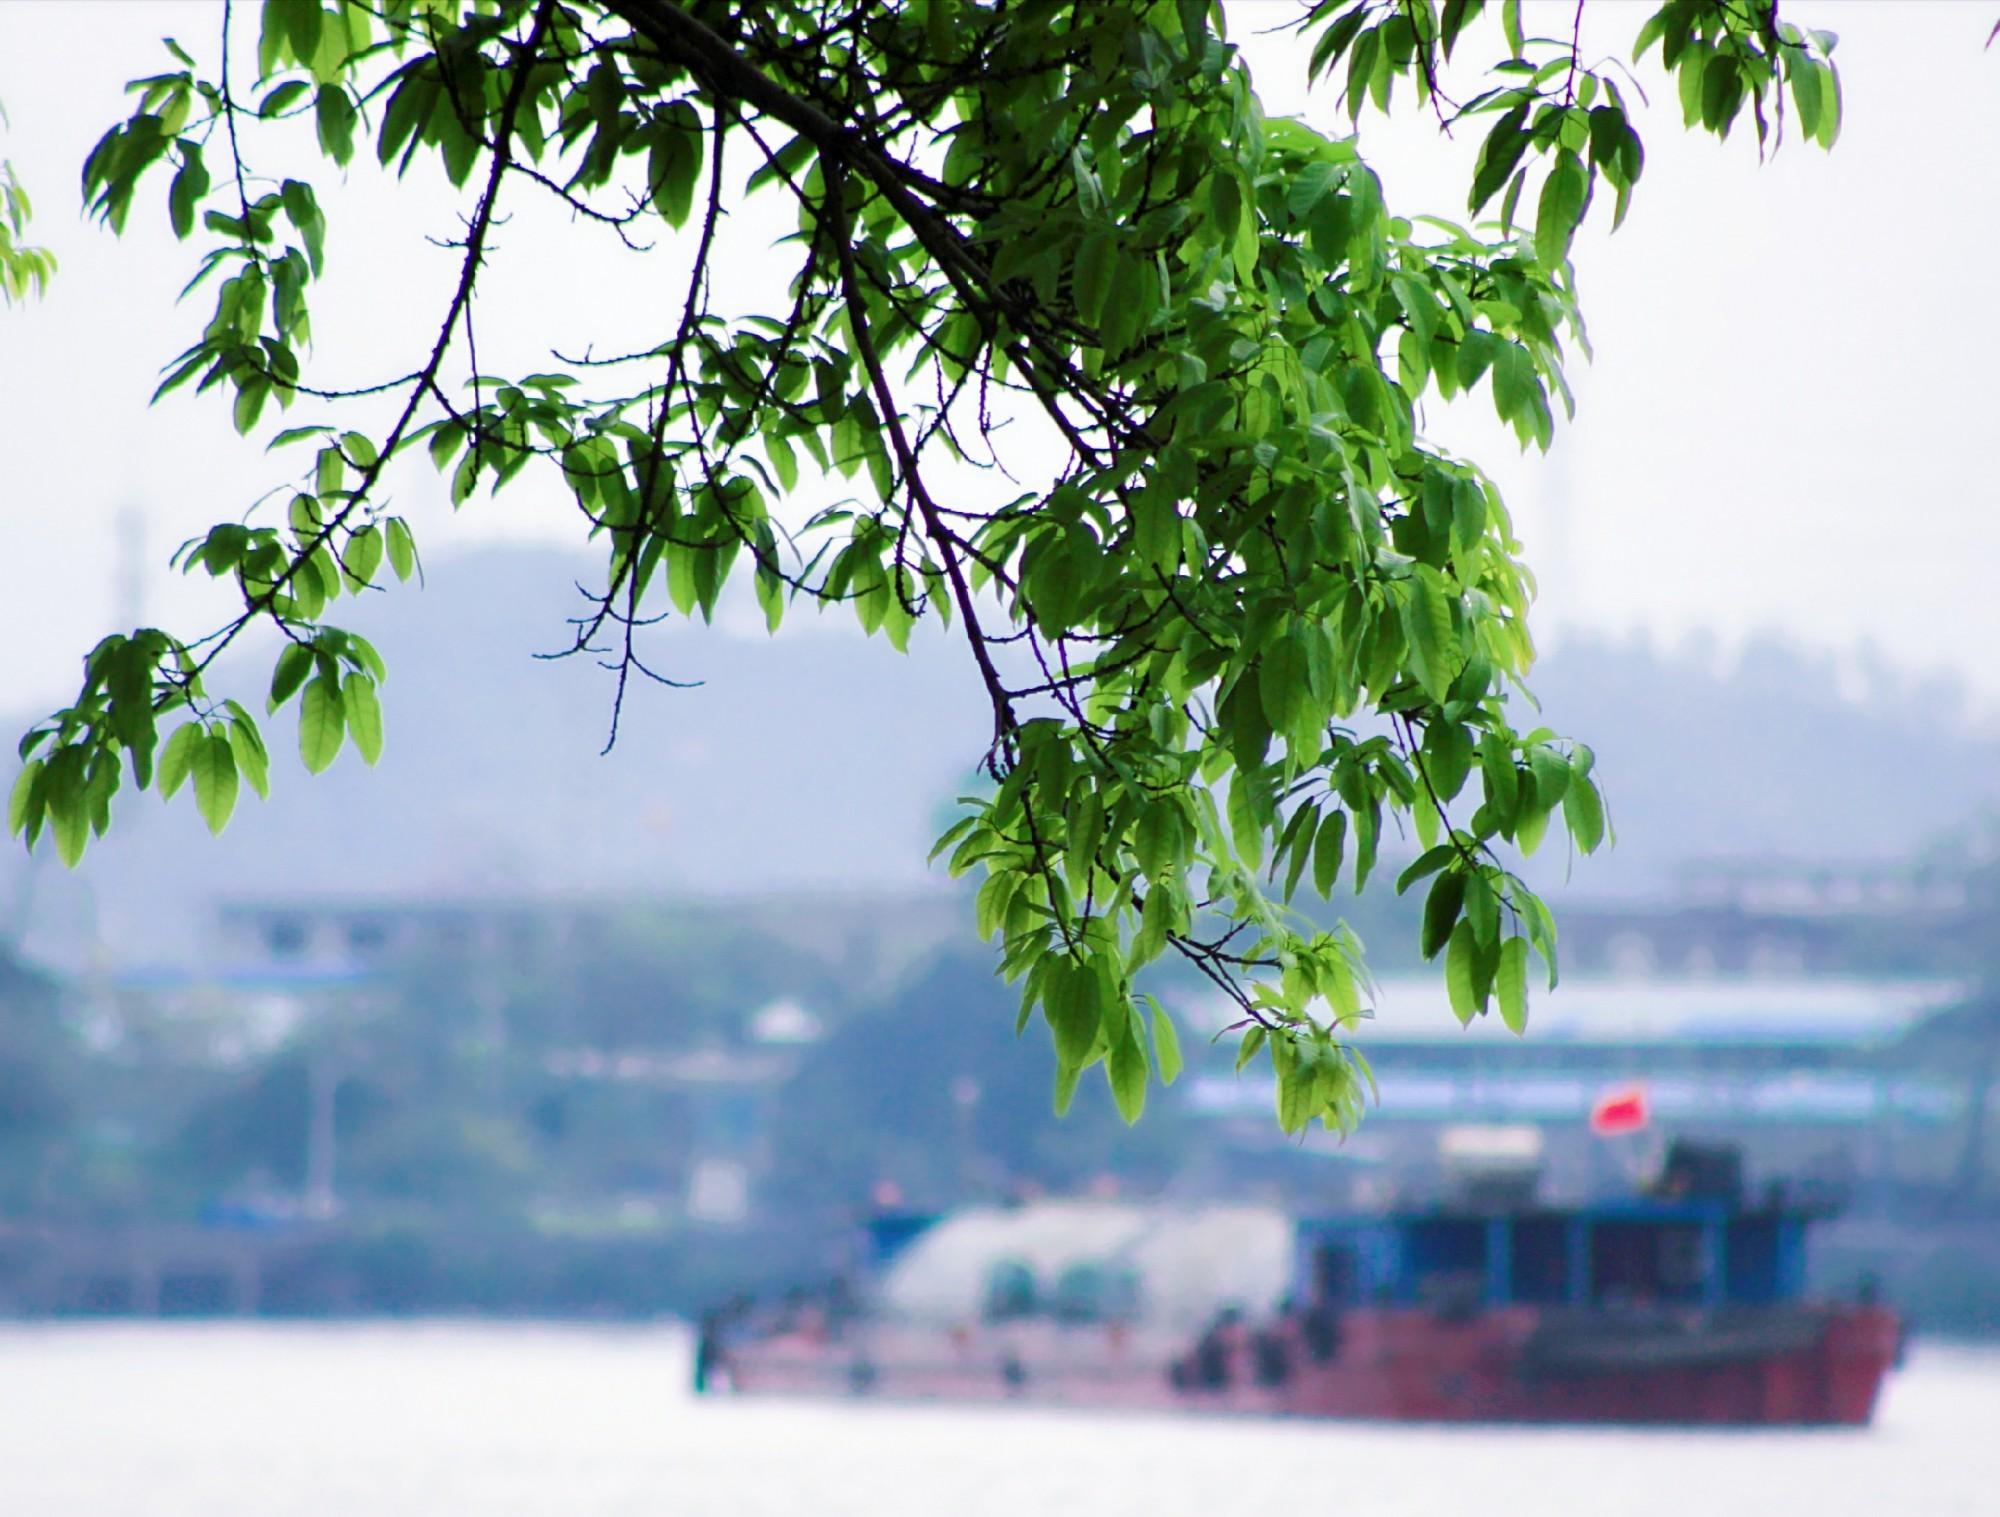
[1,0,1996,721]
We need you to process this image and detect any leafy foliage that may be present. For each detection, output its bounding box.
[8,0,1840,1132]
[0,164,56,305]
[0,99,58,305]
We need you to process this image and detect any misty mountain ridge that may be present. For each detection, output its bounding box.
[6,544,1994,970]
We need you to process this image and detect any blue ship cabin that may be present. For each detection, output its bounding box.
[864,1211,942,1268]
[1296,1200,1811,1312]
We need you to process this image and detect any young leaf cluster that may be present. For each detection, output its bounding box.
[0,95,57,305]
[1304,0,1840,269]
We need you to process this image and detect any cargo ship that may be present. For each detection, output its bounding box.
[710,1141,1900,1426]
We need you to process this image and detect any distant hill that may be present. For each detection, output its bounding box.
[7,546,994,968]
[1519,631,1999,896]
[6,545,1995,968]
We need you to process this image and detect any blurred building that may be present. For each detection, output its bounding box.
[184,896,826,1227]
[1185,975,1984,1207]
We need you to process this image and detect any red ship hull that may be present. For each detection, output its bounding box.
[722,1303,1899,1426]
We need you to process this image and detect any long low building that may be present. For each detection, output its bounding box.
[1179,975,1989,1206]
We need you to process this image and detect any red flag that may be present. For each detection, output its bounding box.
[1590,1084,1649,1136]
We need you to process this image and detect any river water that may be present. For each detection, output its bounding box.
[0,1323,1993,1516]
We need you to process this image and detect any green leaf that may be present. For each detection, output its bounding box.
[191,730,238,835]
[1700,53,1740,134]
[1107,1019,1148,1124]
[1207,166,1241,243]
[298,674,345,774]
[1451,477,1487,563]
[1132,882,1171,969]
[226,714,270,800]
[1677,44,1710,125]
[1527,745,1571,808]
[1444,919,1479,1025]
[314,85,356,165]
[342,672,383,765]
[1313,808,1347,896]
[1497,935,1529,1034]
[1343,25,1380,124]
[233,378,269,436]
[1479,735,1519,830]
[1072,231,1116,330]
[1052,1058,1084,1117]
[1422,719,1473,803]
[51,790,87,867]
[974,870,1016,940]
[258,80,311,119]
[1491,341,1539,434]
[105,638,155,756]
[343,525,383,586]
[1498,166,1528,239]
[1098,251,1148,356]
[1396,843,1454,896]
[1286,159,1341,220]
[1420,869,1465,959]
[1469,100,1530,212]
[155,722,202,799]
[1045,960,1101,1069]
[1352,801,1380,892]
[1402,571,1459,700]
[1790,58,1822,141]
[280,179,324,274]
[1066,790,1103,891]
[1521,891,1560,991]
[1813,60,1842,148]
[376,75,431,168]
[1277,1051,1317,1134]
[268,642,313,712]
[1148,997,1183,1086]
[754,566,785,634]
[283,0,324,67]
[385,518,417,581]
[1236,1024,1267,1073]
[1227,774,1264,871]
[1563,771,1606,853]
[1587,105,1626,174]
[764,431,799,493]
[1259,633,1310,749]
[1516,800,1550,856]
[7,758,42,837]
[1633,9,1666,60]
[1322,936,1363,1024]
[646,116,703,227]
[167,143,208,239]
[1534,153,1588,271]
[1280,802,1318,902]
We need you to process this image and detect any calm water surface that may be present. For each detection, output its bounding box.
[1,1323,1993,1516]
